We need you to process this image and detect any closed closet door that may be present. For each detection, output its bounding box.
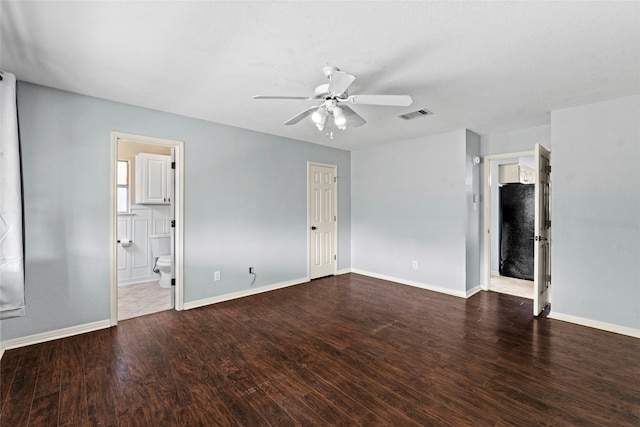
[308,163,337,279]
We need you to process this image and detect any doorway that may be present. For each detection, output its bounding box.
[308,162,338,279]
[482,145,551,315]
[110,132,184,325]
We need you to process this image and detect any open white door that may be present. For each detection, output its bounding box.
[308,162,337,279]
[169,148,176,308]
[533,144,551,315]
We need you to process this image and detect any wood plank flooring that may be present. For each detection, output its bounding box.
[2,273,639,426]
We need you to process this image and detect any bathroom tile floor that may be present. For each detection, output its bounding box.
[118,280,172,320]
[490,274,534,299]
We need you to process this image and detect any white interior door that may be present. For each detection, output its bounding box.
[169,148,176,307]
[534,143,551,315]
[308,163,337,279]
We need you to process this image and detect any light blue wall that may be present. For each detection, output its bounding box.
[5,82,637,342]
[465,130,481,291]
[481,124,550,156]
[351,130,468,293]
[1,82,350,341]
[551,94,640,329]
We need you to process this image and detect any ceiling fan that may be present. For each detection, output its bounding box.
[253,66,413,132]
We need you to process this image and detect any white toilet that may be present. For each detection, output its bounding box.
[150,234,172,288]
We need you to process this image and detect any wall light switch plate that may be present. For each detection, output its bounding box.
[214,271,221,281]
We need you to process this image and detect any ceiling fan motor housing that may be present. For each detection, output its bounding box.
[323,65,340,78]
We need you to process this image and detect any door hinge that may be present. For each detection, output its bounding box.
[171,220,175,228]
[334,176,337,183]
[334,215,337,221]
[546,165,551,173]
[545,220,551,228]
[171,162,176,169]
[334,254,337,261]
[171,278,176,287]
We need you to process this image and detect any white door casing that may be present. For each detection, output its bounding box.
[110,131,185,326]
[534,143,551,315]
[308,162,337,279]
[481,150,535,291]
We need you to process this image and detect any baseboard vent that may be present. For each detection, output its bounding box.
[399,109,433,120]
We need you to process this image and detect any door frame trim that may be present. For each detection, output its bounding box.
[481,150,534,292]
[307,161,338,280]
[110,131,185,326]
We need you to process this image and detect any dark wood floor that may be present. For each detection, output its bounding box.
[2,273,639,426]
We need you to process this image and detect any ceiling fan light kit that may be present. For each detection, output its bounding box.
[333,106,347,127]
[311,107,327,124]
[254,66,413,136]
[313,108,328,131]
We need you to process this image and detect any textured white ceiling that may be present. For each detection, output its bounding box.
[2,1,639,150]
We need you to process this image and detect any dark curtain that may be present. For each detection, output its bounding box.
[499,183,534,280]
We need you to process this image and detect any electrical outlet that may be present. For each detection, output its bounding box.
[412,260,418,269]
[214,271,221,281]
[249,267,254,274]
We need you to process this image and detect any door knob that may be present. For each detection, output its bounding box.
[311,226,317,230]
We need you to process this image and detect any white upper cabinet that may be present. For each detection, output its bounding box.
[498,163,535,185]
[135,153,172,204]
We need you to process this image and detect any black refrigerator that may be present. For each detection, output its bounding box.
[499,183,534,281]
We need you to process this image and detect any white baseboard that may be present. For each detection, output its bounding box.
[118,275,159,286]
[466,285,482,298]
[549,312,640,339]
[183,277,310,310]
[336,270,480,299]
[0,319,112,356]
[350,269,468,298]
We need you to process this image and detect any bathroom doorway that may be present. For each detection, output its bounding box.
[110,132,184,325]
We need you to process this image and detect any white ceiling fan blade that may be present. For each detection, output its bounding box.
[340,105,366,127]
[346,94,413,107]
[328,71,356,96]
[254,95,313,100]
[283,106,319,125]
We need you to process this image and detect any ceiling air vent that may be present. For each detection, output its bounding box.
[398,109,433,120]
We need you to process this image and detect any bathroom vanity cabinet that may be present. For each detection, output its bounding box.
[135,153,172,204]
